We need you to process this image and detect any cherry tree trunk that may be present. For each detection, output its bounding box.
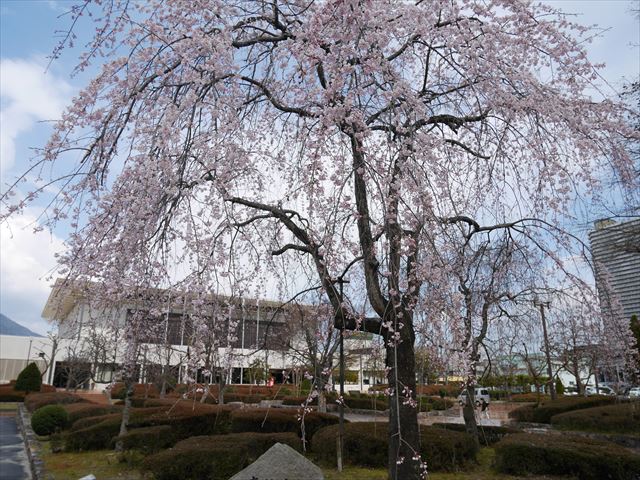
[462,386,480,449]
[317,391,327,413]
[115,381,134,452]
[386,331,420,480]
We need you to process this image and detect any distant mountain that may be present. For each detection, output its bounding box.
[0,313,43,337]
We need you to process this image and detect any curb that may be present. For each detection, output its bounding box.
[17,405,47,480]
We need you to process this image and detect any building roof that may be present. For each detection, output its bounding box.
[41,278,323,323]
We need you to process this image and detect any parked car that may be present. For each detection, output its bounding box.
[563,386,579,396]
[626,387,640,399]
[585,385,616,396]
[458,387,490,406]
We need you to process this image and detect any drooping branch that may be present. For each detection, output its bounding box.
[225,195,383,335]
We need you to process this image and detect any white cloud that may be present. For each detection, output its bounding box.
[0,209,65,333]
[0,57,72,176]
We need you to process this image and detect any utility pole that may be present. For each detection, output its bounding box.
[535,299,556,400]
[333,276,349,472]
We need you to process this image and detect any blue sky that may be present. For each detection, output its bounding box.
[1,0,639,335]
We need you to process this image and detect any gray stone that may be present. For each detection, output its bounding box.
[229,443,324,480]
[78,475,96,480]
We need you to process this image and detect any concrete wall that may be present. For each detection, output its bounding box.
[0,335,53,383]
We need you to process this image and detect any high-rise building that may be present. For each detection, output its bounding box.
[589,218,640,323]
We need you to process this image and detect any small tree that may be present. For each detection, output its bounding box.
[15,362,42,393]
[555,378,565,396]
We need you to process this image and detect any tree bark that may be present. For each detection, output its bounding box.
[386,320,420,480]
[317,391,327,413]
[462,386,480,449]
[115,380,134,452]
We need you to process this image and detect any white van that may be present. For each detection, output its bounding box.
[458,387,491,406]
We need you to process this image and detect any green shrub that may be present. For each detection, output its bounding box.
[114,425,175,453]
[431,422,520,446]
[14,363,42,393]
[31,405,69,435]
[25,392,86,412]
[555,379,565,395]
[311,422,477,471]
[494,433,640,480]
[510,395,616,423]
[551,402,640,434]
[142,432,301,480]
[230,408,339,439]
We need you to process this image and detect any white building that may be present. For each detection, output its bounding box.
[28,279,377,392]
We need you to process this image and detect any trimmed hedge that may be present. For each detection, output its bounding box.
[31,405,69,435]
[25,392,86,412]
[282,395,316,406]
[0,385,26,402]
[431,422,520,446]
[551,402,640,435]
[114,425,175,453]
[63,403,121,424]
[311,422,477,471]
[494,433,640,480]
[343,395,388,411]
[223,393,265,404]
[416,384,461,397]
[229,408,339,439]
[510,393,550,402]
[110,383,159,399]
[65,404,232,451]
[143,432,301,480]
[419,396,455,411]
[510,395,616,423]
[65,416,122,451]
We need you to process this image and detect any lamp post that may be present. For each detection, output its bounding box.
[534,298,556,400]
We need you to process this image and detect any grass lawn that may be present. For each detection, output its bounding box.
[320,448,568,480]
[40,441,146,480]
[40,443,570,480]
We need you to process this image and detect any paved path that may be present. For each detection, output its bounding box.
[0,415,31,480]
[344,401,525,427]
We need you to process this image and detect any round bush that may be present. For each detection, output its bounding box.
[15,363,42,393]
[31,404,69,435]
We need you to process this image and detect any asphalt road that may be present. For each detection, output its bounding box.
[0,415,31,480]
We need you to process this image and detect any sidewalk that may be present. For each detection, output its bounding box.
[0,414,31,480]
